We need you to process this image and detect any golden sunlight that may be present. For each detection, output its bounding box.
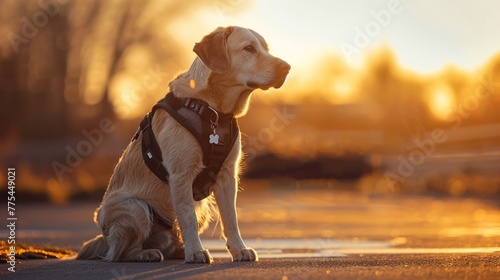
[427,84,456,121]
[329,76,356,104]
[109,73,144,119]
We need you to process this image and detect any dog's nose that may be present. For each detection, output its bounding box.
[278,60,291,74]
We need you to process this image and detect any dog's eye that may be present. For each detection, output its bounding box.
[244,45,256,53]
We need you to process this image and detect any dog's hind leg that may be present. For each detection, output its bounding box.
[98,197,164,262]
[143,220,185,260]
[76,234,108,260]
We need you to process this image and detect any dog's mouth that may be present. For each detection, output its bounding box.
[247,77,287,90]
[272,75,288,89]
[247,72,289,90]
[247,82,267,90]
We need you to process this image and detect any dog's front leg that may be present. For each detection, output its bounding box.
[169,176,213,264]
[214,167,258,262]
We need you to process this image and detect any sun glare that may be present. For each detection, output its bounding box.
[109,73,144,119]
[427,84,456,121]
[329,77,355,104]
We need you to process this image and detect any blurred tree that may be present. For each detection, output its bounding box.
[0,0,70,139]
[0,0,211,141]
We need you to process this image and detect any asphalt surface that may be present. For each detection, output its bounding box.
[2,185,500,279]
[3,254,500,280]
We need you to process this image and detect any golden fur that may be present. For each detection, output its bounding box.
[77,26,290,263]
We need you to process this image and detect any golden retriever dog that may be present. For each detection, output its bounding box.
[76,26,290,263]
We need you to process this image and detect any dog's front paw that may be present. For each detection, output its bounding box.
[185,249,213,264]
[230,247,259,262]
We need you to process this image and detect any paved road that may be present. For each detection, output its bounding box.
[2,184,500,279]
[3,254,500,280]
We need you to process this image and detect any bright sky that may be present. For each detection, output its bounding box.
[192,0,500,73]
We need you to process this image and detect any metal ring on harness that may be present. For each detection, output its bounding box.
[207,106,219,129]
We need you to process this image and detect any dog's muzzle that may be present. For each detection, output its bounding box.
[247,59,291,90]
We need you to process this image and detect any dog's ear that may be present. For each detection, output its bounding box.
[193,26,234,74]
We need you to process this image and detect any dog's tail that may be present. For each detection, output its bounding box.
[76,234,108,260]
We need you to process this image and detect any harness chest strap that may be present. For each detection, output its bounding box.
[132,92,239,201]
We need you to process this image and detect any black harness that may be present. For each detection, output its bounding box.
[132,92,239,201]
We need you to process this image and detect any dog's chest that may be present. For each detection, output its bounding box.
[136,93,239,201]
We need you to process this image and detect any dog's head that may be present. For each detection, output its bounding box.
[170,26,290,116]
[193,26,290,91]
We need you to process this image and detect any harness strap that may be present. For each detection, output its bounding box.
[133,113,169,183]
[132,92,238,201]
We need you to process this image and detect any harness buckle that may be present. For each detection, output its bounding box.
[185,98,202,113]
